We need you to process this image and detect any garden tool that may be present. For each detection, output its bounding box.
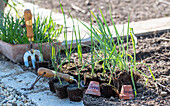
[21,67,76,91]
[23,9,43,68]
[37,68,76,82]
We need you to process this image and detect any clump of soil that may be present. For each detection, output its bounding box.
[112,71,140,92]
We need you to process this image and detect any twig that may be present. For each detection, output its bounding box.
[158,0,170,5]
[157,38,170,41]
[156,81,170,93]
[71,4,86,14]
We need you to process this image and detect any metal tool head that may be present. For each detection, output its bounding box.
[24,49,43,68]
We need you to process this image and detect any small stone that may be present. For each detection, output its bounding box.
[138,87,144,92]
[2,99,8,104]
[28,67,32,70]
[3,89,7,92]
[21,95,25,98]
[11,99,16,103]
[12,103,17,106]
[165,96,170,99]
[1,95,6,99]
[18,96,22,100]
[6,103,12,106]
[24,100,28,103]
[7,87,13,92]
[24,103,31,106]
[109,96,115,101]
[8,95,13,100]
[160,91,167,97]
[141,96,145,100]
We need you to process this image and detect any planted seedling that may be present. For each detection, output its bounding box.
[67,55,89,102]
[50,44,68,99]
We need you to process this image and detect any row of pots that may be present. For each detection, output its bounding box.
[48,77,84,102]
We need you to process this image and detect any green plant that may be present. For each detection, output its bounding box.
[0,13,28,44]
[34,13,63,61]
[0,10,63,45]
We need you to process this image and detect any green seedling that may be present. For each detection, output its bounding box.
[60,3,69,58]
[126,53,137,97]
[72,55,90,88]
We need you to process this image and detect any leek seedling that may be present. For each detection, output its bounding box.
[51,45,62,84]
[60,3,69,58]
[129,28,137,72]
[90,12,95,76]
[73,55,89,88]
[50,42,77,85]
[126,53,137,97]
[70,14,83,65]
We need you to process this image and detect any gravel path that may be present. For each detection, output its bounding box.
[0,82,36,106]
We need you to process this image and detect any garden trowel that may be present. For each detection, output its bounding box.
[23,9,43,68]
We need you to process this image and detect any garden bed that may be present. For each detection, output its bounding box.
[82,31,170,105]
[0,31,169,105]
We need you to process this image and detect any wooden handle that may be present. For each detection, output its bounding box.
[24,9,34,41]
[37,68,71,82]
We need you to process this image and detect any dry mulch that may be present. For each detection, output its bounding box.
[25,0,170,25]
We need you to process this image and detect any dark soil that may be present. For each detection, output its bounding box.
[25,0,170,25]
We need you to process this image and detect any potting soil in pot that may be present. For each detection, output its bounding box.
[100,83,119,98]
[67,84,84,102]
[54,81,69,99]
[48,77,59,93]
